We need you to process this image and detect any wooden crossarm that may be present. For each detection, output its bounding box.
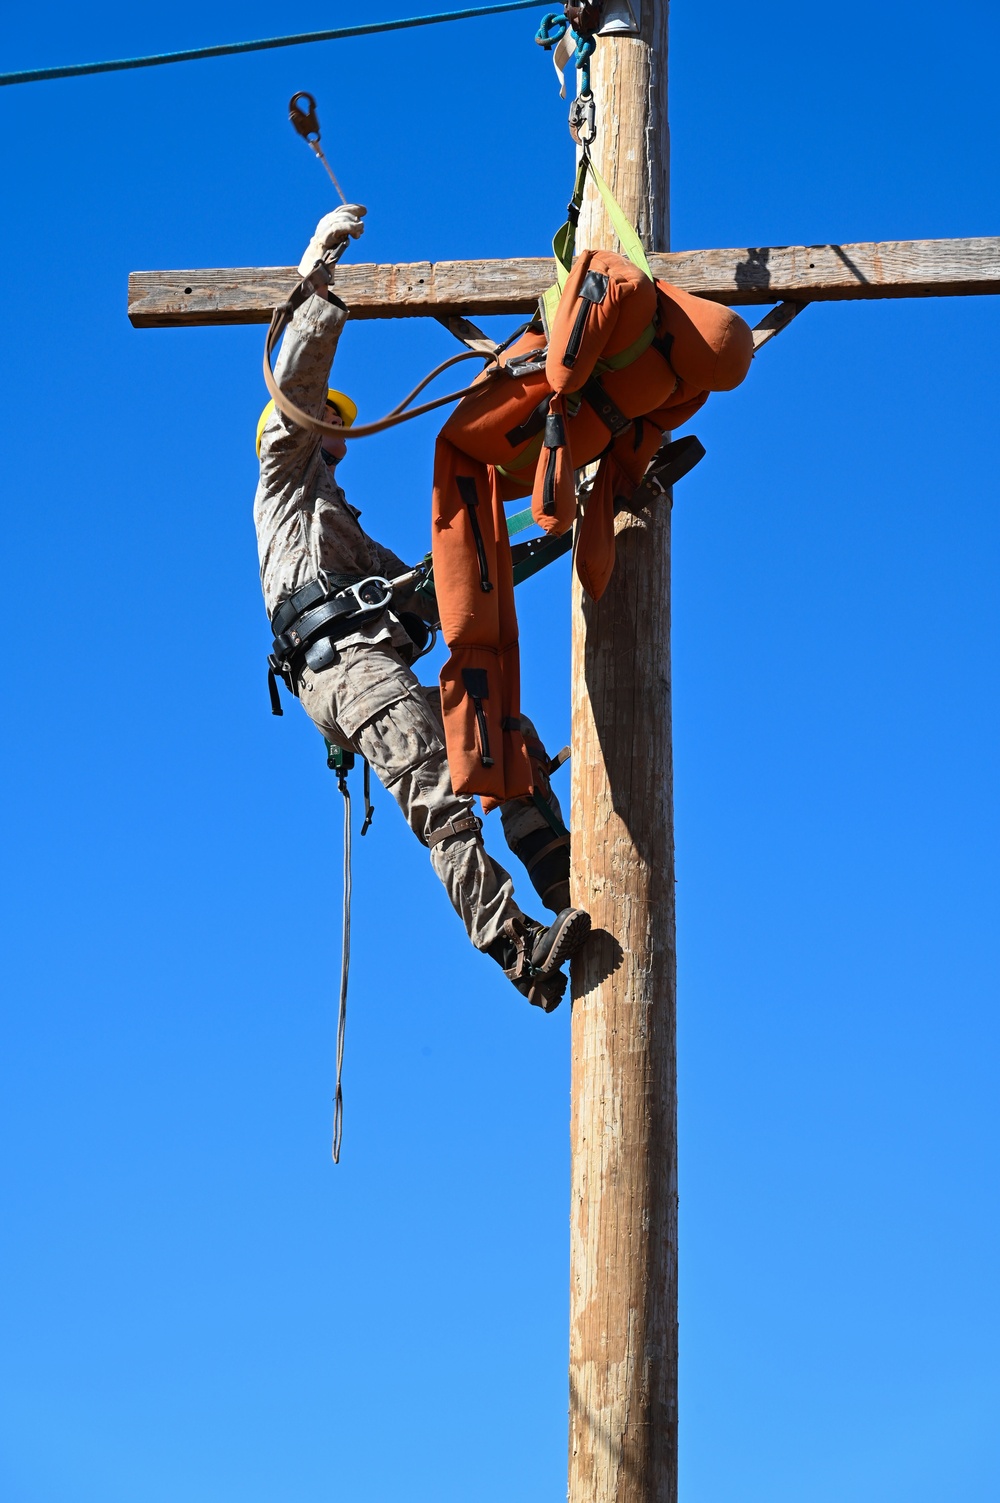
[127,234,1000,327]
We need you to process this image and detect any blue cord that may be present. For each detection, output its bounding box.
[0,0,543,88]
[534,11,595,95]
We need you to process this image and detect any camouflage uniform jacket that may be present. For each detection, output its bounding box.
[253,290,413,652]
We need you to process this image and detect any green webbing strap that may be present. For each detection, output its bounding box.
[507,505,536,535]
[553,156,591,290]
[531,789,570,839]
[596,320,656,372]
[409,524,565,603]
[496,430,545,479]
[511,530,574,586]
[587,158,653,279]
[543,154,589,330]
[545,151,654,320]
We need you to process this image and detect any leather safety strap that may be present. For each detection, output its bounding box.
[272,592,385,661]
[264,287,499,444]
[523,833,571,873]
[505,396,550,449]
[426,812,484,849]
[616,434,708,514]
[271,571,367,637]
[267,664,284,717]
[581,375,631,437]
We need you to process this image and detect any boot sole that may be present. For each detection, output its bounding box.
[532,908,592,976]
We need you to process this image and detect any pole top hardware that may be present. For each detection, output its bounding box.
[563,0,603,32]
[596,0,640,33]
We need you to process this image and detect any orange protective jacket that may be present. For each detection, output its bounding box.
[431,251,754,806]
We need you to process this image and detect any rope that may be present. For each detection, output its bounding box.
[332,766,352,1165]
[535,12,596,95]
[0,0,543,88]
[264,282,499,442]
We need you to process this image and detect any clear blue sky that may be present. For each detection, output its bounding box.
[2,3,999,1501]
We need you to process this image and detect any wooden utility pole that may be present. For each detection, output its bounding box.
[128,26,1000,1498]
[569,7,676,1502]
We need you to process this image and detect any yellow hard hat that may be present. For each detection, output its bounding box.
[255,388,358,457]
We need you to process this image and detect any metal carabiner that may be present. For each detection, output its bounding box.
[569,90,597,146]
[289,91,321,143]
[288,90,348,204]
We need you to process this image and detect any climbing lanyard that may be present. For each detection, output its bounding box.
[289,92,348,204]
[331,750,351,1164]
[327,743,375,1163]
[263,282,499,444]
[266,89,505,444]
[265,32,646,449]
[267,17,655,450]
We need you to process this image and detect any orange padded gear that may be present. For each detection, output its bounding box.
[431,256,753,801]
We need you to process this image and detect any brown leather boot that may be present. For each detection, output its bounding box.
[485,909,591,1012]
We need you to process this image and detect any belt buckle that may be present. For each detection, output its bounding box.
[342,575,392,618]
[505,348,548,379]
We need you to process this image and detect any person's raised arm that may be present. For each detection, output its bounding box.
[258,206,367,473]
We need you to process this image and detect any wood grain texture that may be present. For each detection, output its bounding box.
[569,501,678,1503]
[751,300,806,349]
[127,235,1000,326]
[577,35,656,253]
[435,313,498,354]
[569,9,678,1503]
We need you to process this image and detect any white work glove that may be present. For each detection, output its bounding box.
[297,204,367,277]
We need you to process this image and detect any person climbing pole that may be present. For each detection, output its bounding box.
[254,206,591,1010]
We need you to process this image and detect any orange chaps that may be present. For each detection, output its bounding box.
[431,250,754,805]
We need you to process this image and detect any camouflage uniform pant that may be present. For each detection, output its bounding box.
[297,641,566,951]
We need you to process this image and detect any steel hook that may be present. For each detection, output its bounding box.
[289,90,321,143]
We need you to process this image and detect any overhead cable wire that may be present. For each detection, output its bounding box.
[0,0,541,88]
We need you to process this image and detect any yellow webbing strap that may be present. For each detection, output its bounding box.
[540,282,561,334]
